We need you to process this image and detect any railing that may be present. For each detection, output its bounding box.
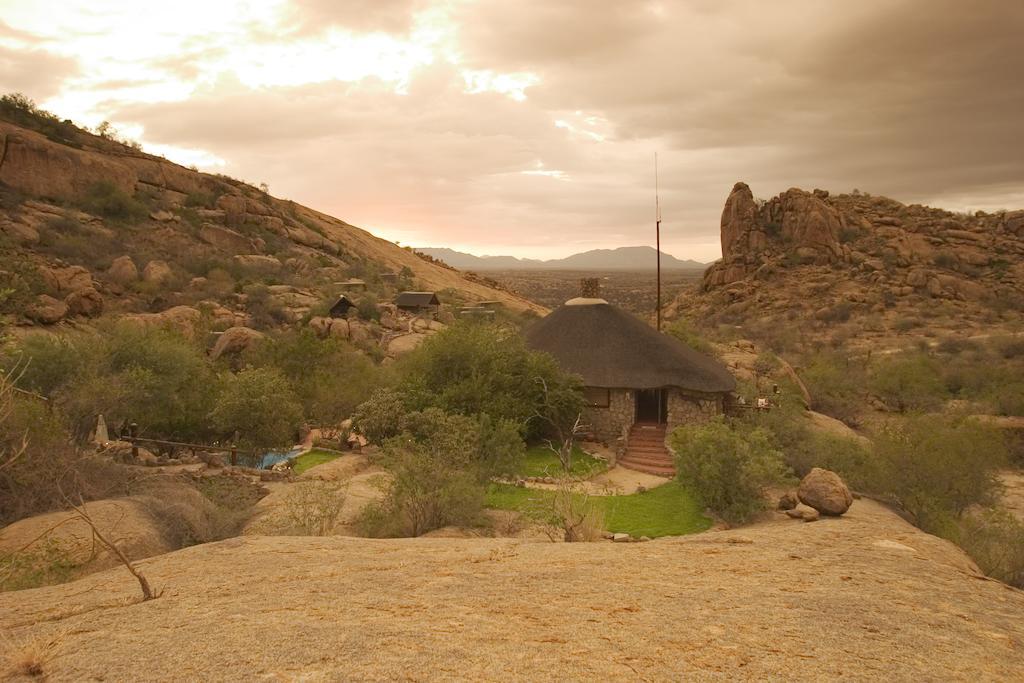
[121,435,243,465]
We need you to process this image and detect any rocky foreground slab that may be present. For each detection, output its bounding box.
[1,500,1022,681]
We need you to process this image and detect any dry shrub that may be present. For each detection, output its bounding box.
[549,483,605,542]
[0,370,132,525]
[955,509,1024,589]
[491,510,524,537]
[1,629,64,679]
[281,481,346,536]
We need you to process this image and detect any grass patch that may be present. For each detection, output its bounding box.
[292,449,341,475]
[486,481,711,538]
[518,445,606,479]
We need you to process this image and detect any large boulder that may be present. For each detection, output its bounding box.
[107,255,139,285]
[386,333,429,357]
[123,305,203,338]
[797,468,853,516]
[65,287,104,317]
[26,294,67,324]
[210,326,265,361]
[199,224,252,253]
[142,259,173,285]
[39,264,93,294]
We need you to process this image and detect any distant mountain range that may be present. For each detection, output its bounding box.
[416,246,706,271]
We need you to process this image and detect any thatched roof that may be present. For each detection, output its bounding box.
[395,291,440,308]
[525,299,736,393]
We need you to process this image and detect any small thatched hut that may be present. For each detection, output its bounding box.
[525,293,735,443]
[328,295,355,318]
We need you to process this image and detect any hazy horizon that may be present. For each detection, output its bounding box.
[2,0,1022,261]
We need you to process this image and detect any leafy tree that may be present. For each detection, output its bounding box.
[351,388,408,444]
[398,322,583,439]
[670,417,787,525]
[246,329,383,426]
[211,367,303,458]
[9,324,216,442]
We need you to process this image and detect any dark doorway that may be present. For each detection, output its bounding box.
[635,389,667,424]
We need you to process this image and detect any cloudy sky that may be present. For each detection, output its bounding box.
[2,1,1022,261]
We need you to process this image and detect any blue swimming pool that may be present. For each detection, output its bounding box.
[256,447,304,470]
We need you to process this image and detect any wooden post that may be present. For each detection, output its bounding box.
[230,446,237,466]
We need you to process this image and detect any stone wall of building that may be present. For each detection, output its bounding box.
[585,388,725,443]
[666,389,723,435]
[584,388,634,442]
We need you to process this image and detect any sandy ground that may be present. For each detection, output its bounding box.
[2,499,1022,681]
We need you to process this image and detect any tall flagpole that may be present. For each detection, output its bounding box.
[655,152,662,331]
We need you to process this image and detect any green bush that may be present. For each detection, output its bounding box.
[246,329,383,426]
[868,352,948,412]
[670,417,787,525]
[358,410,504,537]
[78,181,148,222]
[800,352,866,425]
[750,405,875,489]
[356,295,380,321]
[666,318,714,354]
[872,416,1006,531]
[0,236,46,314]
[351,388,408,444]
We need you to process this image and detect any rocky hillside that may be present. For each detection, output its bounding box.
[669,182,1024,347]
[0,113,543,337]
[2,499,1022,680]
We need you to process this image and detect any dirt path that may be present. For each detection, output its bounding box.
[2,499,1022,680]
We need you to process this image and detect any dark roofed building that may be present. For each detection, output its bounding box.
[395,291,440,312]
[329,295,355,319]
[525,284,735,475]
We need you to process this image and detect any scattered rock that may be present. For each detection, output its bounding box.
[785,504,820,522]
[26,294,67,324]
[777,492,798,511]
[65,287,104,317]
[612,533,631,543]
[797,468,853,516]
[149,209,175,222]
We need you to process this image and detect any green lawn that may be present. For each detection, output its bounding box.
[517,445,607,479]
[486,481,711,538]
[292,448,341,475]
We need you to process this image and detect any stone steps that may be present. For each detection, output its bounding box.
[619,423,675,477]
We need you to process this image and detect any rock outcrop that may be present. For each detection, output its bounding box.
[671,182,1024,347]
[3,499,1023,680]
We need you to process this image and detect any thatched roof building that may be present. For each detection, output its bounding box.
[526,298,735,394]
[525,293,736,464]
